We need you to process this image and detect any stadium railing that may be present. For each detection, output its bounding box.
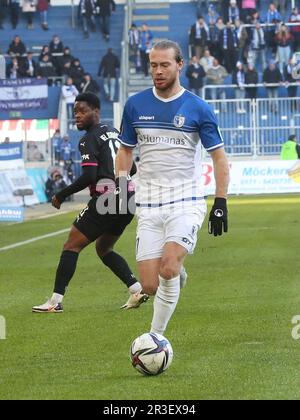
[203,82,300,100]
[205,96,300,158]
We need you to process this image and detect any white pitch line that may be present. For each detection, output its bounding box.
[0,229,69,252]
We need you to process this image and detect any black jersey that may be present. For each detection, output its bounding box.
[79,124,120,196]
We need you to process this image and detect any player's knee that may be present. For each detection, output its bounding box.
[160,258,180,280]
[63,241,84,253]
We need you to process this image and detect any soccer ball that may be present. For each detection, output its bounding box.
[130,333,173,376]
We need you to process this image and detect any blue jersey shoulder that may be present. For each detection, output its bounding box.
[126,88,154,107]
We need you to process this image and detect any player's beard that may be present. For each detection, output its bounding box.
[153,73,178,93]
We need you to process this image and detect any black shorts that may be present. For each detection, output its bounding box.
[73,197,134,242]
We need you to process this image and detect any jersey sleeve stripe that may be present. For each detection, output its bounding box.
[206,143,224,152]
[81,163,99,167]
[119,139,137,148]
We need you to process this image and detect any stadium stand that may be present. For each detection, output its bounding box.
[1,1,300,164]
[0,3,125,123]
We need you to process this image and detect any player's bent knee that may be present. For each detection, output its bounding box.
[160,260,180,280]
[63,241,85,253]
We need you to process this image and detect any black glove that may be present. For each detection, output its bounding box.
[208,198,228,237]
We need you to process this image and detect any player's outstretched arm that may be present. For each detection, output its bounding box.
[208,148,230,236]
[52,166,98,210]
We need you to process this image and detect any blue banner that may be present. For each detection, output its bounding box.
[0,142,23,161]
[0,207,24,222]
[0,78,48,111]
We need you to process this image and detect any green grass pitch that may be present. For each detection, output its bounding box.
[0,195,300,400]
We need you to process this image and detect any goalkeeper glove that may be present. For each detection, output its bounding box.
[208,197,228,237]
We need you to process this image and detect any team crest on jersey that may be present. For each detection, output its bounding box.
[174,115,185,128]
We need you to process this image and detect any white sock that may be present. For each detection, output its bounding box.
[150,275,180,336]
[129,282,143,295]
[50,293,64,305]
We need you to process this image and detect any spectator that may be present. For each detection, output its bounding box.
[20,51,37,77]
[59,46,75,75]
[22,0,36,29]
[285,58,299,112]
[81,73,100,95]
[51,129,62,164]
[6,57,21,79]
[289,7,300,52]
[45,170,67,202]
[62,77,79,125]
[7,35,26,58]
[129,23,141,72]
[266,3,282,55]
[139,23,153,77]
[219,21,238,73]
[39,44,51,62]
[235,18,248,64]
[49,35,63,55]
[206,57,228,105]
[60,135,74,163]
[232,61,246,113]
[245,63,259,99]
[9,0,20,29]
[78,0,96,39]
[0,0,8,29]
[3,137,10,144]
[186,56,206,97]
[207,2,219,26]
[98,48,120,102]
[189,17,210,60]
[280,134,300,160]
[263,60,283,113]
[209,17,225,62]
[227,0,240,24]
[36,54,57,85]
[250,22,267,70]
[275,24,294,75]
[69,58,85,91]
[97,0,116,41]
[200,48,214,73]
[49,35,64,74]
[250,10,262,26]
[37,0,49,30]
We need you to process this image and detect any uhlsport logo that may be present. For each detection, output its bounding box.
[174,115,185,128]
[0,315,6,340]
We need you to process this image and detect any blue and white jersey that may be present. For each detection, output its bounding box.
[119,88,224,206]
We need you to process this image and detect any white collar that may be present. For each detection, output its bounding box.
[152,87,185,103]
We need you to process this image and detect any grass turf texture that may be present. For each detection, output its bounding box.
[0,195,300,400]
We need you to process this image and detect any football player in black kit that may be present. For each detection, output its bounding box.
[32,93,149,313]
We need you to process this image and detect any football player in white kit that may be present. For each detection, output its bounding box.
[116,40,230,335]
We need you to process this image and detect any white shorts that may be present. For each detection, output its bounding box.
[136,203,207,262]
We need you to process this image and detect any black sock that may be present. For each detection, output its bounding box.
[101,251,138,288]
[54,250,79,295]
